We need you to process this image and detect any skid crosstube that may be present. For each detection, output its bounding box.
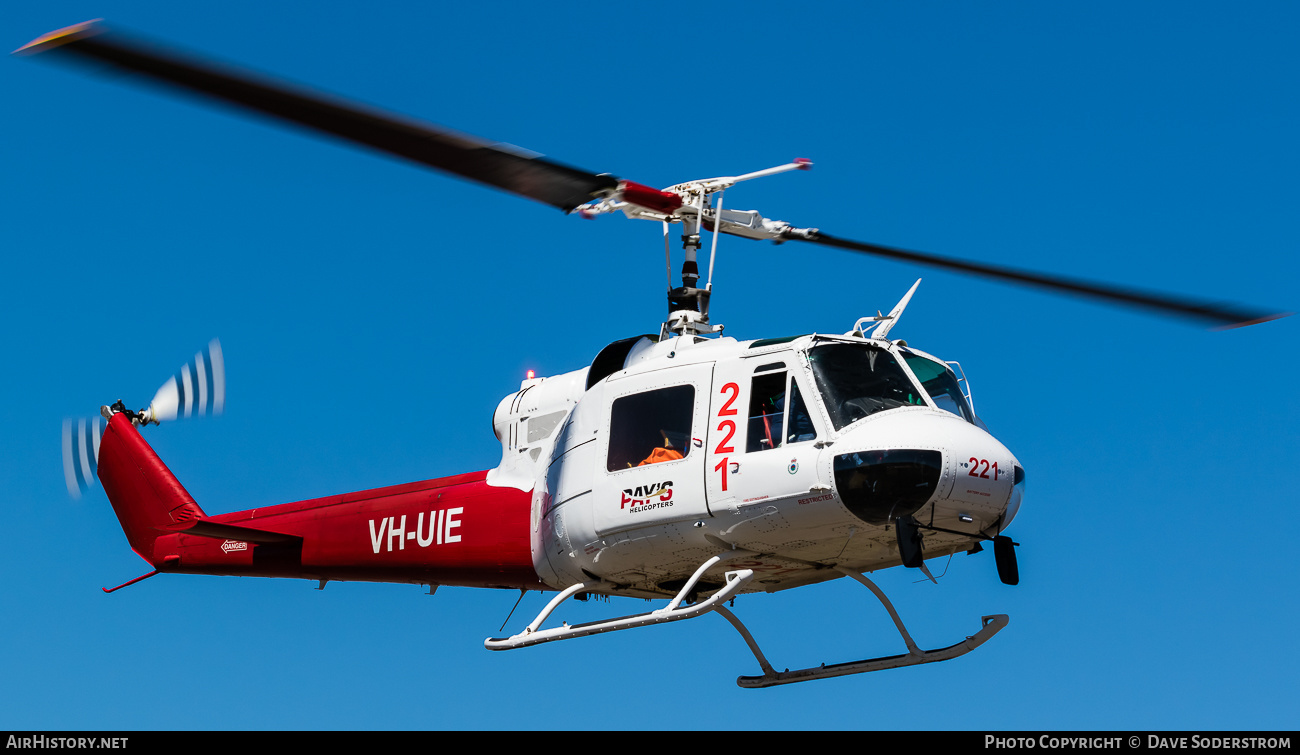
[486,552,753,650]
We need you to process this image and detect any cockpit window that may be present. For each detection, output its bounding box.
[607,385,694,471]
[745,369,818,452]
[902,353,975,423]
[808,343,927,429]
[747,370,787,452]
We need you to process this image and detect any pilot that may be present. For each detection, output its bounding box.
[638,432,684,466]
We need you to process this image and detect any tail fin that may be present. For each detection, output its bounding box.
[97,412,205,564]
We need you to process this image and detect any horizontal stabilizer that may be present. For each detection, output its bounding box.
[161,517,300,544]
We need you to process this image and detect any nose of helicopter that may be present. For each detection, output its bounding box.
[829,410,1024,534]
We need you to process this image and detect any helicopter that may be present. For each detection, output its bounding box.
[24,20,1288,689]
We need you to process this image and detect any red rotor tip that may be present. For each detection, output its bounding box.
[14,19,105,56]
[794,158,813,170]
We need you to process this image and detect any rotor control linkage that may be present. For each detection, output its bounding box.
[576,159,818,338]
[727,566,1009,689]
[106,399,147,425]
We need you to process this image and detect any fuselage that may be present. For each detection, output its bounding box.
[491,332,1024,599]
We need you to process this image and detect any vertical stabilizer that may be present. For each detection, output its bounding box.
[96,413,205,564]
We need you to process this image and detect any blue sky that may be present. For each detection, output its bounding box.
[3,1,1297,730]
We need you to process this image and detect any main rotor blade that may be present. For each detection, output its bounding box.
[16,21,619,211]
[790,231,1288,329]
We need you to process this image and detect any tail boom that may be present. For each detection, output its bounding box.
[97,413,543,590]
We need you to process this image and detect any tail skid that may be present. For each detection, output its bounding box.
[102,567,164,593]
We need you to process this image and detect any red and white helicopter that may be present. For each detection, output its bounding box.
[27,20,1287,688]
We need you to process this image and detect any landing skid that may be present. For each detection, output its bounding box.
[486,556,1007,688]
[727,567,1008,688]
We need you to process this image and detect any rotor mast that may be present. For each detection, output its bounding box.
[666,186,712,337]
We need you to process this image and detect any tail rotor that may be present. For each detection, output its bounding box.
[140,338,225,425]
[62,417,104,499]
[61,338,225,499]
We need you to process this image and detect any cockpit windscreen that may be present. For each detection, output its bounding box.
[807,343,927,429]
[901,352,975,423]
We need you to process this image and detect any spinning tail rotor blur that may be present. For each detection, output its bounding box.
[61,339,224,499]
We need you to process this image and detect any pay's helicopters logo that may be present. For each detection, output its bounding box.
[621,480,673,514]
